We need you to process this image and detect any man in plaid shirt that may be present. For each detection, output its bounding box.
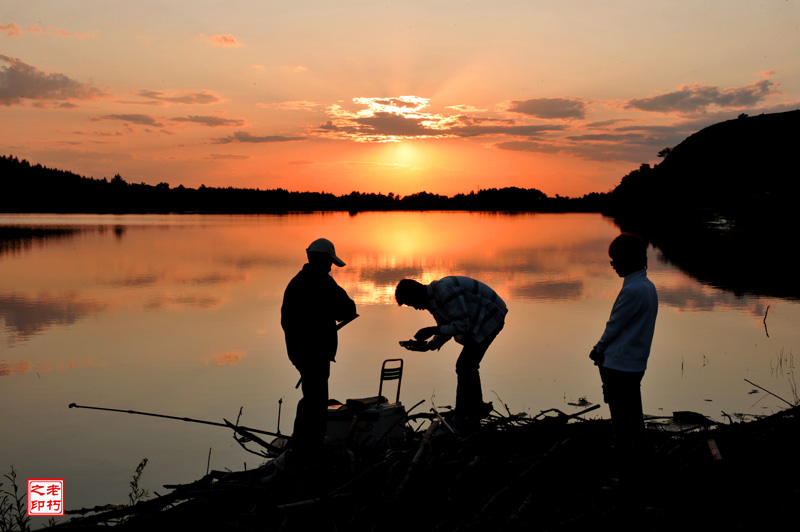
[396,276,508,429]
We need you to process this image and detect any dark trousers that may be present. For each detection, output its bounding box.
[599,366,647,477]
[455,323,503,418]
[292,361,330,458]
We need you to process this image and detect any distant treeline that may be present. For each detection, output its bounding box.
[0,155,608,213]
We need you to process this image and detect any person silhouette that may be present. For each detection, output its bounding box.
[395,276,507,431]
[589,233,658,485]
[281,238,357,462]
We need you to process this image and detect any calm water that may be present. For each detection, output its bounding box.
[1,212,797,513]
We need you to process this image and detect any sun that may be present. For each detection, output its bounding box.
[387,142,424,168]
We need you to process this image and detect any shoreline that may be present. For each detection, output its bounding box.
[40,403,800,531]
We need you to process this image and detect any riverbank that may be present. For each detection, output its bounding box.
[51,404,800,531]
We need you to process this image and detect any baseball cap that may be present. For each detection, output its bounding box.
[306,238,346,267]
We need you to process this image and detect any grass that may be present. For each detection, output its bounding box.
[128,459,150,507]
[0,467,30,532]
[771,348,798,405]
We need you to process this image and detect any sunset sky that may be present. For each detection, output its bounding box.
[2,1,799,197]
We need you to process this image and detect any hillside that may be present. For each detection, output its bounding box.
[608,109,800,300]
[612,109,800,210]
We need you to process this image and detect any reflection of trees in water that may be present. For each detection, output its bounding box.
[0,224,128,257]
[0,226,81,257]
[614,211,799,301]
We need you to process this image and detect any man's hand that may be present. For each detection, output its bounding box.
[589,348,604,367]
[400,339,429,352]
[414,326,438,341]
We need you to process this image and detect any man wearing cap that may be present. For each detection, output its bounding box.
[395,276,507,431]
[281,238,357,460]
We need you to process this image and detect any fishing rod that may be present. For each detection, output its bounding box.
[68,402,287,439]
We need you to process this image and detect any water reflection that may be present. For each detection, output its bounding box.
[512,278,585,300]
[658,283,768,315]
[0,212,796,510]
[0,225,84,257]
[0,292,106,345]
[0,212,787,353]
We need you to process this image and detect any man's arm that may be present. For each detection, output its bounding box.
[330,280,357,323]
[594,286,639,354]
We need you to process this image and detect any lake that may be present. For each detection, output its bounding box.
[1,212,797,513]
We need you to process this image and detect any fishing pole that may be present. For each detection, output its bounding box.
[68,402,287,439]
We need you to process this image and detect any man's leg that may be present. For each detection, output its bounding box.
[599,367,646,480]
[293,361,330,460]
[455,324,503,419]
[455,343,484,418]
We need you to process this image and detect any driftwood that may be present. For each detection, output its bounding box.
[464,438,569,530]
[394,419,440,498]
[707,438,723,461]
[275,493,354,512]
[51,403,800,532]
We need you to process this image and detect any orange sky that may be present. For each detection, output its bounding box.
[2,1,799,197]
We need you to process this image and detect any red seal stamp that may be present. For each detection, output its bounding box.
[27,479,64,516]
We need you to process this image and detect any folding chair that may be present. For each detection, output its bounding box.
[378,358,403,405]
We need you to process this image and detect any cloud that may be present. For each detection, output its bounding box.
[493,140,563,155]
[90,114,164,127]
[26,24,97,39]
[446,104,488,113]
[204,153,251,160]
[210,131,307,144]
[1,23,22,38]
[496,126,674,163]
[126,89,224,106]
[625,79,777,114]
[171,115,245,127]
[354,96,430,111]
[586,118,634,129]
[507,97,587,119]
[2,23,96,39]
[0,55,105,106]
[201,33,244,47]
[211,350,246,366]
[448,118,566,138]
[565,133,649,142]
[259,100,321,111]
[313,95,566,143]
[282,65,308,73]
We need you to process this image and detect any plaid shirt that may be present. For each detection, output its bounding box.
[427,276,507,346]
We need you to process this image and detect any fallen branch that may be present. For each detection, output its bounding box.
[275,493,354,512]
[743,378,794,407]
[395,419,440,497]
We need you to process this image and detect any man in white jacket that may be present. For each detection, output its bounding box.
[590,233,658,478]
